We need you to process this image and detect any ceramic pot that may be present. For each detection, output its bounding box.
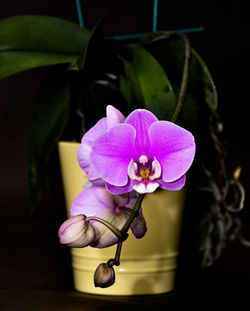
[58,141,185,295]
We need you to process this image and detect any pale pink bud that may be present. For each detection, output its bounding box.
[58,214,95,247]
[94,263,115,288]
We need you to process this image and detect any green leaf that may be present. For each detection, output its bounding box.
[0,15,90,78]
[77,15,105,72]
[118,55,144,111]
[118,44,176,120]
[141,31,218,113]
[28,69,72,214]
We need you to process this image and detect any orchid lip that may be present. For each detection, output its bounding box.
[133,181,160,193]
[127,156,162,193]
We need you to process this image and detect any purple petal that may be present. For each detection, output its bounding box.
[78,117,107,180]
[106,180,134,194]
[148,121,195,182]
[125,109,158,155]
[106,105,125,129]
[71,186,127,217]
[78,105,124,180]
[158,175,186,191]
[91,124,137,186]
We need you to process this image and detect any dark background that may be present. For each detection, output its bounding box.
[1,1,250,310]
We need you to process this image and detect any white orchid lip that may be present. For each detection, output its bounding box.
[133,182,160,194]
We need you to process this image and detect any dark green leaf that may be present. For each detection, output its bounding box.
[29,69,71,214]
[0,15,90,78]
[77,15,105,73]
[118,44,176,119]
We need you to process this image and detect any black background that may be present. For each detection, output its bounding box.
[1,1,250,310]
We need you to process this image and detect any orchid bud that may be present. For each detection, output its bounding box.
[58,214,95,248]
[94,263,115,288]
[130,215,147,239]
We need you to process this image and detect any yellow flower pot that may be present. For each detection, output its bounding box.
[58,141,185,295]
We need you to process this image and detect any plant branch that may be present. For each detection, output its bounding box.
[121,193,145,234]
[144,32,191,123]
[107,194,145,267]
[86,216,122,239]
[170,32,191,123]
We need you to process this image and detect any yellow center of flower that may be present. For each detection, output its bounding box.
[140,168,150,180]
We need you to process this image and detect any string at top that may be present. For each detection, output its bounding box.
[74,0,204,40]
[75,0,84,27]
[152,0,158,32]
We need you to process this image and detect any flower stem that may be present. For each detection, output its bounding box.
[86,216,122,239]
[107,194,145,267]
[121,194,145,234]
[108,239,123,266]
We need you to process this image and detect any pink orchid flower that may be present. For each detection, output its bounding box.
[82,107,195,194]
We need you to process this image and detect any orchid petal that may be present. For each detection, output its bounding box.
[71,186,127,216]
[149,121,195,182]
[106,105,125,129]
[158,175,186,191]
[91,124,137,186]
[106,180,134,195]
[78,105,125,180]
[78,117,107,180]
[125,109,158,155]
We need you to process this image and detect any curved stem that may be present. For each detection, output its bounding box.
[86,216,122,239]
[170,33,191,123]
[144,32,192,123]
[108,239,123,267]
[106,194,145,268]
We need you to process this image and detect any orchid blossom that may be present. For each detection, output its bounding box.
[58,185,146,248]
[80,107,195,194]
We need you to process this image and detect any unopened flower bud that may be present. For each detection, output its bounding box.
[94,263,115,288]
[130,215,147,239]
[58,214,95,247]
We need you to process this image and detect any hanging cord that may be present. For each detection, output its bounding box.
[152,0,158,32]
[74,0,204,39]
[75,0,84,27]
